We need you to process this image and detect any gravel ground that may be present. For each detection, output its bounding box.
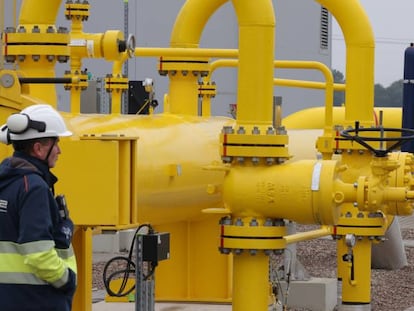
[92,227,414,311]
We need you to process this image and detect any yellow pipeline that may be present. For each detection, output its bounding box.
[223,161,345,224]
[337,236,372,304]
[284,226,332,244]
[205,59,343,129]
[166,0,228,115]
[19,0,60,25]
[135,47,238,58]
[233,252,269,311]
[317,0,375,125]
[12,0,63,105]
[54,113,233,227]
[111,52,130,114]
[68,4,125,113]
[232,0,274,127]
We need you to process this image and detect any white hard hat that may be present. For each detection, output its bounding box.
[0,104,72,143]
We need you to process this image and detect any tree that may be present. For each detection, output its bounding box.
[332,69,345,106]
[331,69,403,108]
[374,80,403,107]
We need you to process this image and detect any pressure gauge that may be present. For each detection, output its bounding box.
[345,234,356,248]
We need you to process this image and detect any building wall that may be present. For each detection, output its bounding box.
[3,0,331,117]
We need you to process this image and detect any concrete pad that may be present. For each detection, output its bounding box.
[278,277,337,311]
[92,302,232,311]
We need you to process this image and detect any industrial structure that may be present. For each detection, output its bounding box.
[0,1,413,311]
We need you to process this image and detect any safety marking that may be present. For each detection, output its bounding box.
[311,161,322,191]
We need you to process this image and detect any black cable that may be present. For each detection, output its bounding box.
[102,223,154,297]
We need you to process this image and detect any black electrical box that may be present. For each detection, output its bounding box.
[128,80,149,115]
[142,232,170,262]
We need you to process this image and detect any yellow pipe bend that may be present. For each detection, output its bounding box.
[316,0,375,124]
[170,0,228,48]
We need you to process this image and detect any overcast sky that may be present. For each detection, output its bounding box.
[332,0,414,87]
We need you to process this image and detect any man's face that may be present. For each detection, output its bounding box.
[33,138,61,168]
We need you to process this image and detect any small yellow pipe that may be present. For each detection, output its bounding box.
[134,47,238,58]
[274,60,334,129]
[274,79,345,91]
[207,59,345,92]
[284,226,332,244]
[206,59,344,127]
[337,237,372,304]
[111,52,129,114]
[317,0,375,125]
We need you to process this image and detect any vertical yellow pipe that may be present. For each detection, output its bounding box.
[17,0,63,106]
[168,0,228,115]
[337,237,372,305]
[111,54,129,114]
[233,252,269,311]
[232,0,275,126]
[316,0,375,124]
[19,0,61,24]
[72,227,93,311]
[0,0,3,69]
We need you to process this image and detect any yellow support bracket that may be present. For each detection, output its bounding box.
[65,2,90,21]
[105,75,129,92]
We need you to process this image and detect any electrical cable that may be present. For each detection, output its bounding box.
[102,223,154,297]
[282,248,294,311]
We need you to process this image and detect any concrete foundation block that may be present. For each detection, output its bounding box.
[93,232,120,253]
[278,277,337,311]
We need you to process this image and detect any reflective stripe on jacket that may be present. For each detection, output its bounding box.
[0,241,76,287]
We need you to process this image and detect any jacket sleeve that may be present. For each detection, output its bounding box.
[18,179,74,290]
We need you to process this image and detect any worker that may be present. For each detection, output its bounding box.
[0,104,77,311]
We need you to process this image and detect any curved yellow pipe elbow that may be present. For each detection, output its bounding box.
[170,0,228,48]
[316,0,375,124]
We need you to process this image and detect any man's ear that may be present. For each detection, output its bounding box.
[31,141,44,157]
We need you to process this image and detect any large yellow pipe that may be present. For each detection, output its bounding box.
[19,0,61,25]
[232,0,275,127]
[57,113,234,226]
[170,0,228,48]
[316,0,375,125]
[167,0,228,115]
[233,252,269,311]
[15,0,62,106]
[222,161,343,225]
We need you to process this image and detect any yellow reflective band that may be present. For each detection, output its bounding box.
[0,253,33,273]
[0,243,77,288]
[24,249,67,285]
[0,240,54,255]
